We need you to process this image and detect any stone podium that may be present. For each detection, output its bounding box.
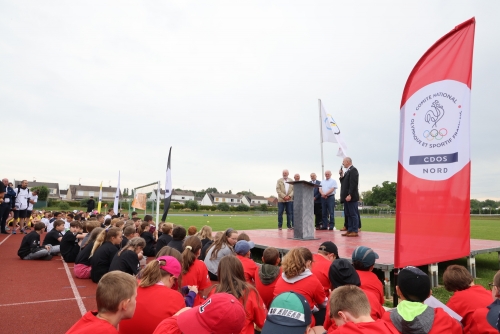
[286,180,320,240]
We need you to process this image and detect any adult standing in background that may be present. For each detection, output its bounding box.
[310,173,322,230]
[276,169,294,230]
[294,173,300,181]
[0,179,6,234]
[86,196,95,218]
[339,157,360,237]
[319,170,337,230]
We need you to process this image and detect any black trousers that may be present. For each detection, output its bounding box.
[314,202,322,227]
[0,203,10,232]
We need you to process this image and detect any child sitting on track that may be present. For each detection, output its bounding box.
[66,271,137,334]
[60,221,86,263]
[109,237,145,276]
[17,222,53,260]
[74,227,104,279]
[90,227,123,283]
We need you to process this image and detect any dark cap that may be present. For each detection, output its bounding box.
[261,291,311,334]
[398,266,431,302]
[328,258,360,289]
[352,246,379,268]
[319,241,339,258]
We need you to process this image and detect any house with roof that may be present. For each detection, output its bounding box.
[60,189,68,200]
[66,184,120,201]
[267,197,278,207]
[150,189,195,203]
[14,181,60,199]
[241,195,269,206]
[201,193,243,206]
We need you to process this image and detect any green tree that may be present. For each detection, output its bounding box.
[32,186,49,201]
[206,187,218,194]
[217,203,230,211]
[363,181,397,207]
[185,200,199,211]
[59,201,70,210]
[259,204,268,211]
[224,190,232,194]
[123,188,129,197]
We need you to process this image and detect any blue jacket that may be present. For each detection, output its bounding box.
[4,186,17,209]
[312,180,322,204]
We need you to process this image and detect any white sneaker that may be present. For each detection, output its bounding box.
[333,227,337,231]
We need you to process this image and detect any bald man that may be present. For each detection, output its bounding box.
[339,157,360,237]
[276,169,294,230]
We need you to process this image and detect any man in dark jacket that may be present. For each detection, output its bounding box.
[339,157,360,237]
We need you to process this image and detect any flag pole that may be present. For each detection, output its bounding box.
[155,180,160,230]
[318,99,325,177]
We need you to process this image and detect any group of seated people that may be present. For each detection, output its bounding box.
[17,213,500,333]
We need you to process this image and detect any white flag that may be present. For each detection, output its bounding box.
[113,171,120,214]
[320,102,348,158]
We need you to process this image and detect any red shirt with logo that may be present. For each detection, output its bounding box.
[180,259,212,306]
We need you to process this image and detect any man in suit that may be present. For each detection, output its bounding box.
[276,169,294,230]
[339,157,360,237]
[310,173,322,229]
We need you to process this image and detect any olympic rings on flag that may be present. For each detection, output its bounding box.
[423,128,448,141]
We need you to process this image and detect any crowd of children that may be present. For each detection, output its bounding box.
[11,210,500,333]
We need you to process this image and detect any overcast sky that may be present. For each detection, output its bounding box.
[1,1,499,200]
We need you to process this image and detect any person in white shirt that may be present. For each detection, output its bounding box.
[319,170,338,231]
[26,190,38,218]
[13,180,31,234]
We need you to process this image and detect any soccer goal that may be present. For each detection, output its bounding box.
[132,181,161,228]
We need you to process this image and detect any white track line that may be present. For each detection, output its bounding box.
[0,233,12,246]
[62,259,87,316]
[0,297,88,307]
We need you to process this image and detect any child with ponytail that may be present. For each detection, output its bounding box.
[109,237,146,276]
[89,227,123,283]
[118,256,186,334]
[179,236,211,306]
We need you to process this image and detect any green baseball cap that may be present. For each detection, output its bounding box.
[261,291,311,334]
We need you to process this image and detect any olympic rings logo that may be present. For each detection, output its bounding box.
[423,128,447,141]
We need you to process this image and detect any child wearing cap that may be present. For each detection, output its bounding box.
[118,256,187,334]
[467,269,500,334]
[179,236,212,306]
[324,259,385,332]
[153,293,247,334]
[327,285,397,334]
[235,240,259,284]
[274,247,327,327]
[351,246,384,305]
[382,266,462,333]
[66,271,138,334]
[443,264,492,329]
[261,291,314,334]
[255,247,282,309]
[212,255,267,334]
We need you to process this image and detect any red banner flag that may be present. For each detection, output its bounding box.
[395,18,475,268]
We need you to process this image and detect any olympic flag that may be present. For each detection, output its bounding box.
[161,147,172,222]
[319,100,348,158]
[395,18,475,267]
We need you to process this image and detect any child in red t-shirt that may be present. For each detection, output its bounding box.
[119,256,188,334]
[324,258,385,332]
[311,241,338,326]
[351,246,384,305]
[273,247,327,327]
[153,293,247,334]
[327,285,397,334]
[235,240,259,284]
[179,236,212,306]
[211,255,267,334]
[66,271,138,334]
[255,247,281,309]
[443,264,493,328]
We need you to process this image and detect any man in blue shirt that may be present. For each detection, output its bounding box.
[319,170,338,230]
